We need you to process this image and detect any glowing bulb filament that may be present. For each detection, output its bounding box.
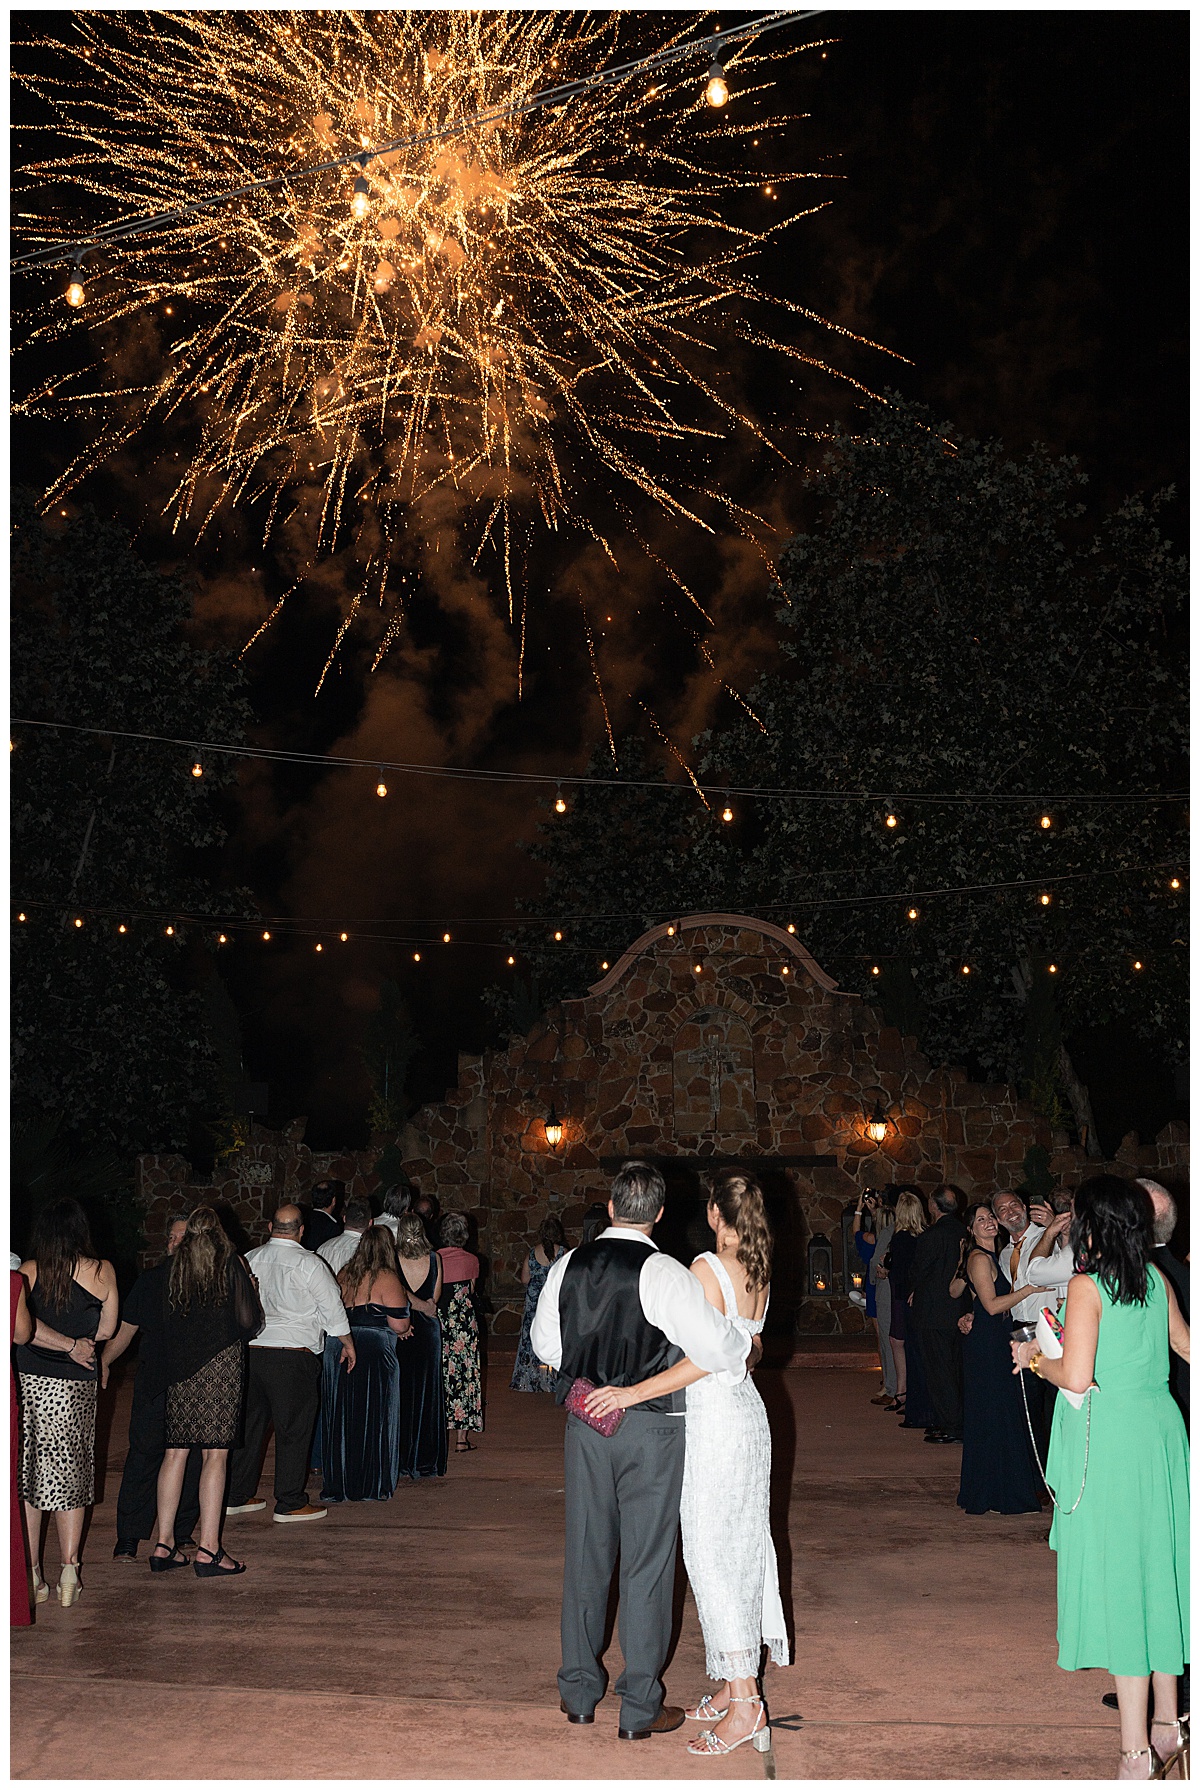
[705,64,729,108]
[65,279,85,309]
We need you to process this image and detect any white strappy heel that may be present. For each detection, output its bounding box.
[686,1695,770,1755]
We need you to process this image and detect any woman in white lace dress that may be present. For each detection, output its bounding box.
[584,1171,788,1757]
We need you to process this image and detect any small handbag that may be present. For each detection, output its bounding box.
[565,1376,624,1438]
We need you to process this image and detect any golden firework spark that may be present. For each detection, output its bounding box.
[15,10,894,685]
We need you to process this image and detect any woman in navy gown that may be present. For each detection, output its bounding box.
[394,1216,447,1479]
[322,1228,411,1503]
[957,1203,1042,1515]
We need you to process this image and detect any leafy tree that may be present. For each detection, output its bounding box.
[11,494,253,1157]
[361,981,421,1133]
[501,402,1187,1142]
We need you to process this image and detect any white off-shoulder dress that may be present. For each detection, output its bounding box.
[679,1252,790,1682]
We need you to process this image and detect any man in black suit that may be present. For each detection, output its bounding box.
[304,1180,344,1254]
[908,1184,969,1444]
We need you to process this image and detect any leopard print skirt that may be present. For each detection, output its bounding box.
[18,1374,97,1512]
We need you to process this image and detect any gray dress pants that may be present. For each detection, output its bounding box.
[559,1410,685,1731]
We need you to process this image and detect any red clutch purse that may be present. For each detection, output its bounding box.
[565,1376,625,1437]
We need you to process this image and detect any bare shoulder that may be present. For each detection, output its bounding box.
[20,1260,37,1287]
[689,1255,723,1308]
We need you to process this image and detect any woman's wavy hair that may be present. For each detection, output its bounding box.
[29,1197,98,1314]
[965,1202,998,1243]
[393,1213,432,1258]
[705,1170,772,1292]
[538,1215,565,1254]
[339,1225,400,1304]
[169,1206,234,1315]
[439,1211,470,1249]
[892,1191,926,1236]
[1070,1175,1154,1306]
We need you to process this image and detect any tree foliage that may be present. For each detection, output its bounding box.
[11,494,253,1156]
[361,981,421,1133]
[497,402,1187,1119]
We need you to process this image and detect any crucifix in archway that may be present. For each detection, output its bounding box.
[673,1015,755,1135]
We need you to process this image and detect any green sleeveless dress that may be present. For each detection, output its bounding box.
[1047,1266,1189,1675]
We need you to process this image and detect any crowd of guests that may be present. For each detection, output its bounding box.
[10,1179,483,1607]
[856,1173,1190,1778]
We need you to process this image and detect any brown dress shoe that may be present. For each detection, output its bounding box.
[619,1705,685,1741]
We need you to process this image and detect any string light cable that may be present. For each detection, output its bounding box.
[10,11,822,273]
[10,718,1188,810]
[13,862,1182,956]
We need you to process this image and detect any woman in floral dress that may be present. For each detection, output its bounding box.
[510,1217,565,1394]
[437,1214,483,1452]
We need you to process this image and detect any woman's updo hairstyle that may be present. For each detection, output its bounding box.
[1070,1174,1154,1306]
[705,1169,772,1291]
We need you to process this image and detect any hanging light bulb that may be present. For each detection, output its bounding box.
[907,906,919,921]
[262,930,271,941]
[443,931,451,944]
[73,916,83,929]
[1133,959,1143,971]
[705,60,729,107]
[781,964,790,977]
[191,758,204,779]
[507,955,515,966]
[64,264,86,308]
[413,951,422,962]
[961,963,971,975]
[693,960,703,975]
[1170,878,1181,891]
[351,168,372,220]
[553,930,563,942]
[1039,892,1052,906]
[554,789,567,814]
[339,932,348,943]
[118,923,127,935]
[314,942,323,953]
[871,964,880,977]
[165,925,174,937]
[666,924,676,936]
[721,806,734,823]
[885,812,898,829]
[787,922,796,934]
[375,770,388,798]
[17,912,26,923]
[600,960,610,971]
[1040,814,1053,830]
[1048,963,1058,974]
[218,934,227,945]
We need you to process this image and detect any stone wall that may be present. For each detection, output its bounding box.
[135,915,1189,1335]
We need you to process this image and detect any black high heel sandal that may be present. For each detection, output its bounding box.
[194,1545,246,1579]
[149,1543,189,1573]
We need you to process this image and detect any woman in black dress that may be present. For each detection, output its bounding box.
[957,1203,1042,1516]
[17,1198,119,1606]
[394,1215,447,1479]
[149,1207,261,1577]
[322,1228,412,1502]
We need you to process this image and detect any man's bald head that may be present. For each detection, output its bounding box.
[271,1204,304,1239]
[1135,1178,1177,1248]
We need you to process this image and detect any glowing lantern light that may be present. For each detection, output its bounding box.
[705,61,729,107]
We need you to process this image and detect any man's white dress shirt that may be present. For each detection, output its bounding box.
[246,1237,350,1352]
[1023,1241,1076,1301]
[318,1227,368,1276]
[531,1225,750,1403]
[1000,1223,1046,1324]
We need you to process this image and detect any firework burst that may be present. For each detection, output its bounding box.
[15,10,891,687]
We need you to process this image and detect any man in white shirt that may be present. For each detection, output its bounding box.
[1024,1199,1076,1300]
[374,1185,410,1238]
[532,1161,749,1742]
[317,1198,372,1276]
[226,1205,355,1523]
[991,1192,1045,1327]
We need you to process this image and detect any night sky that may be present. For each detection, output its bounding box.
[13,10,1188,1148]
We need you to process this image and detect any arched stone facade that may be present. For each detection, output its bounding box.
[135,914,1189,1335]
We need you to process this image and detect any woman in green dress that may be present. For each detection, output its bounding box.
[1012,1175,1189,1780]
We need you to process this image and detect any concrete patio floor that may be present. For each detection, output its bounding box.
[11,1351,1118,1780]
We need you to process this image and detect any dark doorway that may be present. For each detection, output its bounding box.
[650,1160,806,1340]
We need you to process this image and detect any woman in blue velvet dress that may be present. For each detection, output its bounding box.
[394,1216,447,1479]
[321,1228,411,1503]
[957,1204,1041,1516]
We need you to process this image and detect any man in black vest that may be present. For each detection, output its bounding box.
[532,1160,750,1741]
[908,1183,970,1443]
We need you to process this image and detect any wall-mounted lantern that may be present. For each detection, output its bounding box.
[807,1232,833,1296]
[543,1104,563,1151]
[862,1086,900,1147]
